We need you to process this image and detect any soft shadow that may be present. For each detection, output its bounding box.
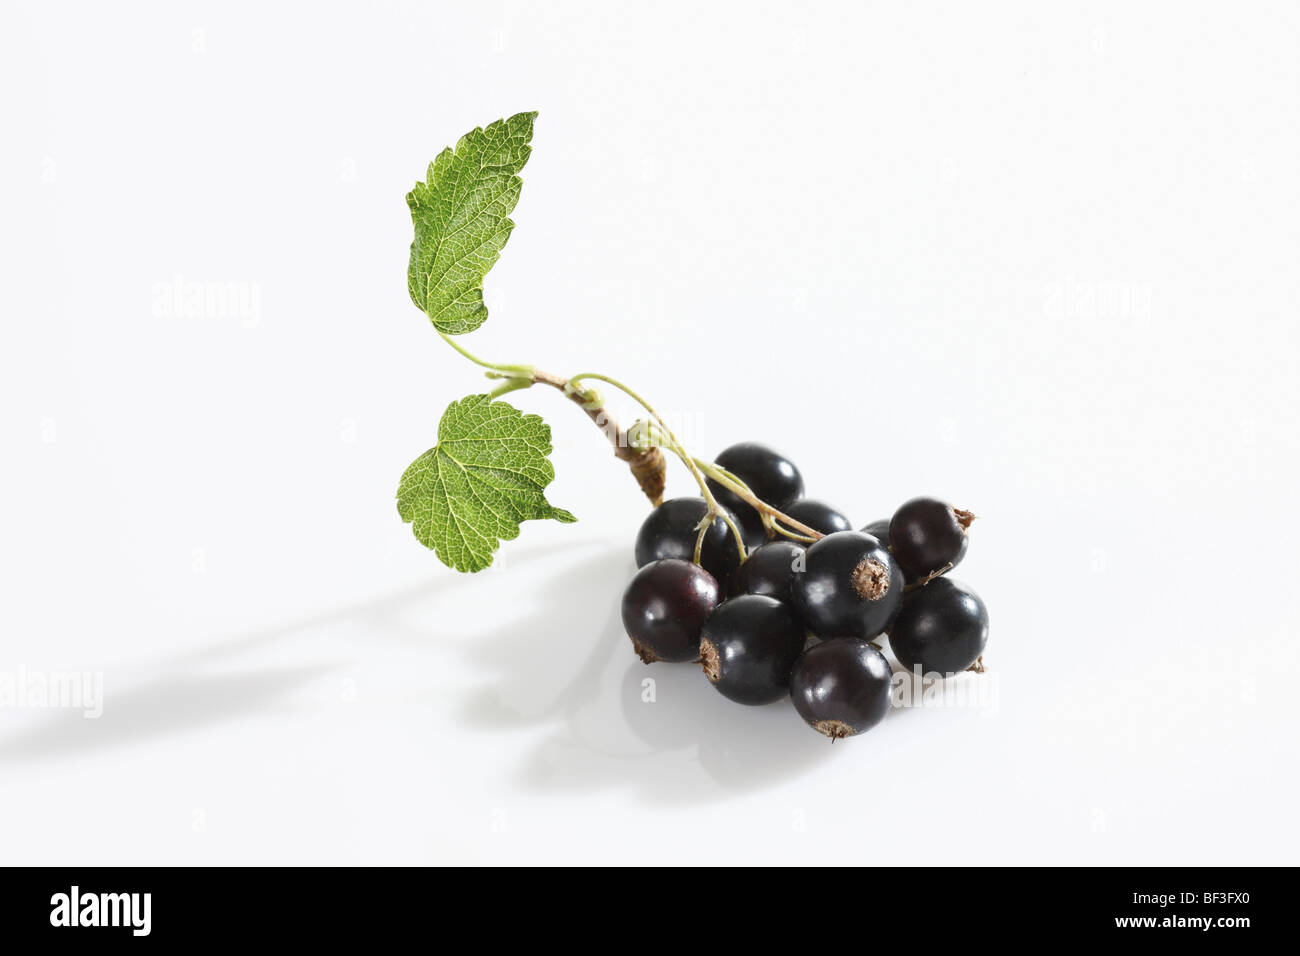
[0,664,340,763]
[0,571,474,766]
[2,541,854,794]
[440,543,838,806]
[0,544,598,769]
[160,579,456,667]
[159,538,588,670]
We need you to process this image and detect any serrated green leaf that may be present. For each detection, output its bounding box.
[406,111,536,335]
[396,395,575,572]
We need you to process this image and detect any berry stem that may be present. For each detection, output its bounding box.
[691,458,825,542]
[484,376,533,400]
[904,562,954,592]
[569,372,747,564]
[503,368,667,506]
[637,421,818,543]
[437,330,535,378]
[438,338,794,564]
[567,371,710,493]
[480,367,666,504]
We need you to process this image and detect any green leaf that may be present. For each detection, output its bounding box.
[407,111,536,335]
[396,395,575,572]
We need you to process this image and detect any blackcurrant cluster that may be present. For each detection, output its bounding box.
[621,442,989,741]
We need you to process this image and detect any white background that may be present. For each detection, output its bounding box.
[2,1,1297,865]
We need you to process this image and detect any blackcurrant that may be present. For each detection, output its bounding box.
[727,505,767,551]
[860,518,891,544]
[860,522,898,631]
[792,530,903,639]
[698,595,806,705]
[781,498,853,536]
[621,559,721,663]
[705,442,804,548]
[634,497,743,585]
[888,577,988,676]
[791,639,893,740]
[888,496,974,581]
[728,540,805,605]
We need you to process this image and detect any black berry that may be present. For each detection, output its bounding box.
[781,498,853,536]
[859,522,899,632]
[791,639,894,740]
[888,577,988,675]
[860,518,891,544]
[634,497,743,585]
[706,442,804,548]
[792,530,903,639]
[729,540,805,604]
[621,559,721,663]
[698,595,806,705]
[888,497,974,581]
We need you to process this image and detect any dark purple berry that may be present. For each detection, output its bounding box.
[888,497,974,581]
[729,541,805,604]
[791,639,894,740]
[727,507,767,551]
[705,443,804,549]
[621,559,721,663]
[859,522,901,632]
[699,595,806,705]
[634,497,743,585]
[792,531,903,639]
[888,577,988,676]
[860,519,891,544]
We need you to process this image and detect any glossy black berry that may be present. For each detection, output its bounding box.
[634,497,743,585]
[888,577,988,676]
[699,595,806,705]
[727,506,767,551]
[621,559,721,663]
[792,531,903,639]
[729,541,805,604]
[705,443,804,549]
[781,499,852,536]
[791,639,893,740]
[888,497,974,581]
[860,522,896,631]
[860,519,891,544]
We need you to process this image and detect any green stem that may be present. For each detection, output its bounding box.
[437,336,799,565]
[692,458,824,542]
[635,424,753,553]
[438,330,535,377]
[485,377,534,400]
[569,373,710,496]
[571,372,747,563]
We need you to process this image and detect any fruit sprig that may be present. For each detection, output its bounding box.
[398,113,990,742]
